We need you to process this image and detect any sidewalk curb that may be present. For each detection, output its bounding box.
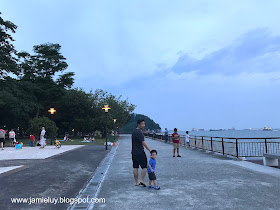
[68,142,119,210]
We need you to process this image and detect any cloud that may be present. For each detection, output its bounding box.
[169,28,280,76]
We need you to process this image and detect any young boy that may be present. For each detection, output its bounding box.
[30,134,35,147]
[147,150,160,190]
[185,131,190,148]
[172,128,181,157]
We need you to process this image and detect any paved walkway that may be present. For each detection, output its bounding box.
[0,145,109,210]
[94,135,280,210]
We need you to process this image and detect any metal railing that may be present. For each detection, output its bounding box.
[144,133,280,158]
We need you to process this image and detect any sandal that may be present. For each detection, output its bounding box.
[140,182,146,187]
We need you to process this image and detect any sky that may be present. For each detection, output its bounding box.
[1,0,280,130]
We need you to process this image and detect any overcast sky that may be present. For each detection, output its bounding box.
[2,0,280,130]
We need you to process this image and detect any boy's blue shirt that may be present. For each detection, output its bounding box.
[147,157,156,173]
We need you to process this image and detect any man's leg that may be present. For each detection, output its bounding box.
[133,168,139,185]
[1,142,3,149]
[140,168,147,183]
[149,179,152,186]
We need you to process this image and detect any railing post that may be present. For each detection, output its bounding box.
[265,138,267,154]
[236,138,238,158]
[211,137,213,151]
[195,136,197,148]
[202,137,204,150]
[222,138,224,155]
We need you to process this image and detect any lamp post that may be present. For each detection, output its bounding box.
[112,119,117,142]
[102,105,111,150]
[48,107,56,145]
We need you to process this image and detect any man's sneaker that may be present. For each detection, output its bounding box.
[148,186,154,189]
[154,186,161,190]
[173,155,175,157]
[177,155,181,157]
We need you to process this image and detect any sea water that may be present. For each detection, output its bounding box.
[177,130,280,139]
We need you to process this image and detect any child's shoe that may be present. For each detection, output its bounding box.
[154,186,160,190]
[148,185,154,189]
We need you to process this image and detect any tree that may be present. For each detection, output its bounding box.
[91,89,136,133]
[28,117,58,139]
[56,72,75,89]
[0,12,18,78]
[32,43,68,78]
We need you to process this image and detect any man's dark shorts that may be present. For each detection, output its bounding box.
[0,138,5,143]
[148,172,156,180]
[132,152,147,169]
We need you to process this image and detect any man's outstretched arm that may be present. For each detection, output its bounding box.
[142,141,151,152]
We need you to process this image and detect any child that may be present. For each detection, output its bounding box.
[172,128,181,157]
[185,131,190,148]
[30,134,35,147]
[147,150,160,190]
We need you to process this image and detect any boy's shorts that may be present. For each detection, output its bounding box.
[148,172,156,180]
[173,143,180,149]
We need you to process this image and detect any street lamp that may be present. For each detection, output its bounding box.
[48,108,56,115]
[48,107,56,145]
[112,119,117,142]
[102,104,111,150]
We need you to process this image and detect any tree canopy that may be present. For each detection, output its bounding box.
[0,12,161,137]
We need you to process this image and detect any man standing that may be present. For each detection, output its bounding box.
[9,129,15,147]
[132,119,151,187]
[40,127,46,149]
[0,128,6,150]
[164,128,169,143]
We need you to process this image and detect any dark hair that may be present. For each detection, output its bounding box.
[150,150,157,155]
[186,131,189,134]
[137,119,145,125]
[174,128,177,132]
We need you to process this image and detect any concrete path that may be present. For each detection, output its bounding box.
[0,145,109,210]
[94,135,280,210]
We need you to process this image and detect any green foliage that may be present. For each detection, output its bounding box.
[119,114,161,134]
[0,13,138,136]
[0,12,18,78]
[28,117,58,138]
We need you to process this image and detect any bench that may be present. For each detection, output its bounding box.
[263,153,280,167]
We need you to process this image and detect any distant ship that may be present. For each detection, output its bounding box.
[228,127,235,130]
[209,129,222,131]
[263,126,272,131]
[198,129,204,131]
[192,128,197,131]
